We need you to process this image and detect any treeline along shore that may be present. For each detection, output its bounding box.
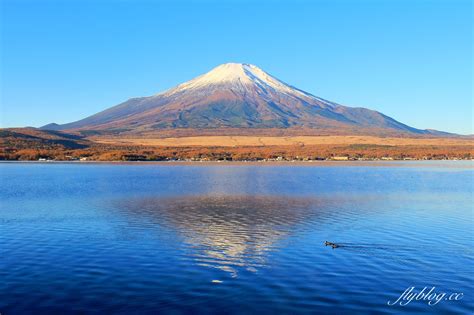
[1,128,472,162]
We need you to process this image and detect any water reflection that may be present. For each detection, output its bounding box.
[118,195,331,276]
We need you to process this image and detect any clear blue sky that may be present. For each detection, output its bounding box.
[1,0,472,134]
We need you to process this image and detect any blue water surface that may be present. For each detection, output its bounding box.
[1,162,473,314]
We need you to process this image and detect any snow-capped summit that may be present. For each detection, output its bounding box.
[164,63,313,101]
[185,63,258,86]
[176,63,275,87]
[43,63,427,135]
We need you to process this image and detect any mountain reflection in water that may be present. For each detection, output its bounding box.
[117,195,333,277]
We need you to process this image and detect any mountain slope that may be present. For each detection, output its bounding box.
[1,128,91,149]
[43,63,432,135]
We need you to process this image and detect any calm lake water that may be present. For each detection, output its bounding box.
[1,162,473,314]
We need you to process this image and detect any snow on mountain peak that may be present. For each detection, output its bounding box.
[195,63,257,85]
[172,63,264,89]
[163,63,312,101]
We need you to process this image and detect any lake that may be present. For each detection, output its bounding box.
[1,162,473,314]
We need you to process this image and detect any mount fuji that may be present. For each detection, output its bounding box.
[42,63,438,136]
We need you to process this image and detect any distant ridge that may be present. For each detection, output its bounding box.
[41,123,62,131]
[42,63,453,136]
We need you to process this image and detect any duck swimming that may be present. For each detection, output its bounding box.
[324,241,340,249]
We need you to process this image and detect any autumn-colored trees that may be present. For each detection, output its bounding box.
[1,144,472,161]
[1,128,472,161]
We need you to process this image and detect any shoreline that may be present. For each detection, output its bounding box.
[1,159,473,168]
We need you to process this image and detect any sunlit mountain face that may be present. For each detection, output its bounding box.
[43,63,437,136]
